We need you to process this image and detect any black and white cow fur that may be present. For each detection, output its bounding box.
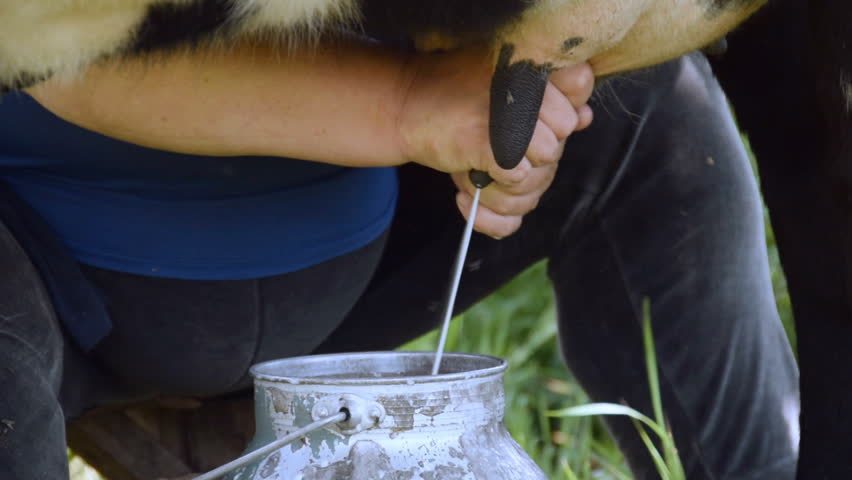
[2,1,851,478]
[1,0,763,91]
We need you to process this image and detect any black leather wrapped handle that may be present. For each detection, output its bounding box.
[470,44,551,189]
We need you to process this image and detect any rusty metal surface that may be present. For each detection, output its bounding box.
[226,352,546,480]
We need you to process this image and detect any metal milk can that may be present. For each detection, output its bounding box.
[226,351,546,479]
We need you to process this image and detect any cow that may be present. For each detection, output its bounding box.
[1,0,764,167]
[0,1,765,90]
[1,1,850,479]
[708,1,852,478]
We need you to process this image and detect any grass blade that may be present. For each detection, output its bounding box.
[632,418,671,480]
[642,299,685,479]
[642,298,664,431]
[561,459,580,480]
[548,403,668,440]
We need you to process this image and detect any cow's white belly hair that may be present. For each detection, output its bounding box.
[0,0,156,85]
[0,0,356,88]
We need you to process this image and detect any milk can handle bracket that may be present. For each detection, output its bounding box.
[192,409,347,480]
[312,393,386,434]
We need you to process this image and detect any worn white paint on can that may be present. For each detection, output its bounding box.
[225,351,547,480]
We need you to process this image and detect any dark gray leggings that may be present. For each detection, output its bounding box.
[0,54,798,480]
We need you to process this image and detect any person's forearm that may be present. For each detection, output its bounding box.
[26,39,412,167]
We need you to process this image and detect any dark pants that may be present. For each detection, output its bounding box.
[0,54,798,479]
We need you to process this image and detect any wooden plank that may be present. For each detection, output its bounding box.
[67,394,255,480]
[67,408,192,480]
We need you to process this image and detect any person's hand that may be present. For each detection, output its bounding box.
[396,49,594,238]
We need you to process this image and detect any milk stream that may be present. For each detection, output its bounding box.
[432,187,481,375]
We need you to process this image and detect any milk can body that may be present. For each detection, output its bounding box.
[227,351,546,479]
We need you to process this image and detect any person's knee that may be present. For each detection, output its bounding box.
[0,350,68,479]
[0,222,64,390]
[0,278,66,473]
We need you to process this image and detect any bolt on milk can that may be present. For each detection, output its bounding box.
[225,351,547,479]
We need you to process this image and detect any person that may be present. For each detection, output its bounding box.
[0,33,798,479]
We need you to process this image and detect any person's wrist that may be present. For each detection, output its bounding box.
[392,51,424,167]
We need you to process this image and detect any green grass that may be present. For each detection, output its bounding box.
[400,261,620,478]
[548,299,685,480]
[72,146,793,480]
[398,143,793,478]
[402,223,791,479]
[402,261,630,479]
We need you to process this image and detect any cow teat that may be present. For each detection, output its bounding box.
[489,44,552,171]
[702,36,729,57]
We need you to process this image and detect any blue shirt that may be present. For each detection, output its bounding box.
[0,93,398,280]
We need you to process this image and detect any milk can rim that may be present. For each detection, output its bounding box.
[250,351,507,385]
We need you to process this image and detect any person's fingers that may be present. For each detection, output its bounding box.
[485,190,543,217]
[452,162,556,215]
[450,171,474,196]
[481,151,532,186]
[455,160,556,198]
[526,120,566,167]
[456,191,524,239]
[538,82,578,140]
[549,62,595,108]
[575,104,594,131]
[479,170,553,216]
[453,157,537,197]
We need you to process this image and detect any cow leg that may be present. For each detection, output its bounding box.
[798,2,852,478]
[711,1,852,477]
